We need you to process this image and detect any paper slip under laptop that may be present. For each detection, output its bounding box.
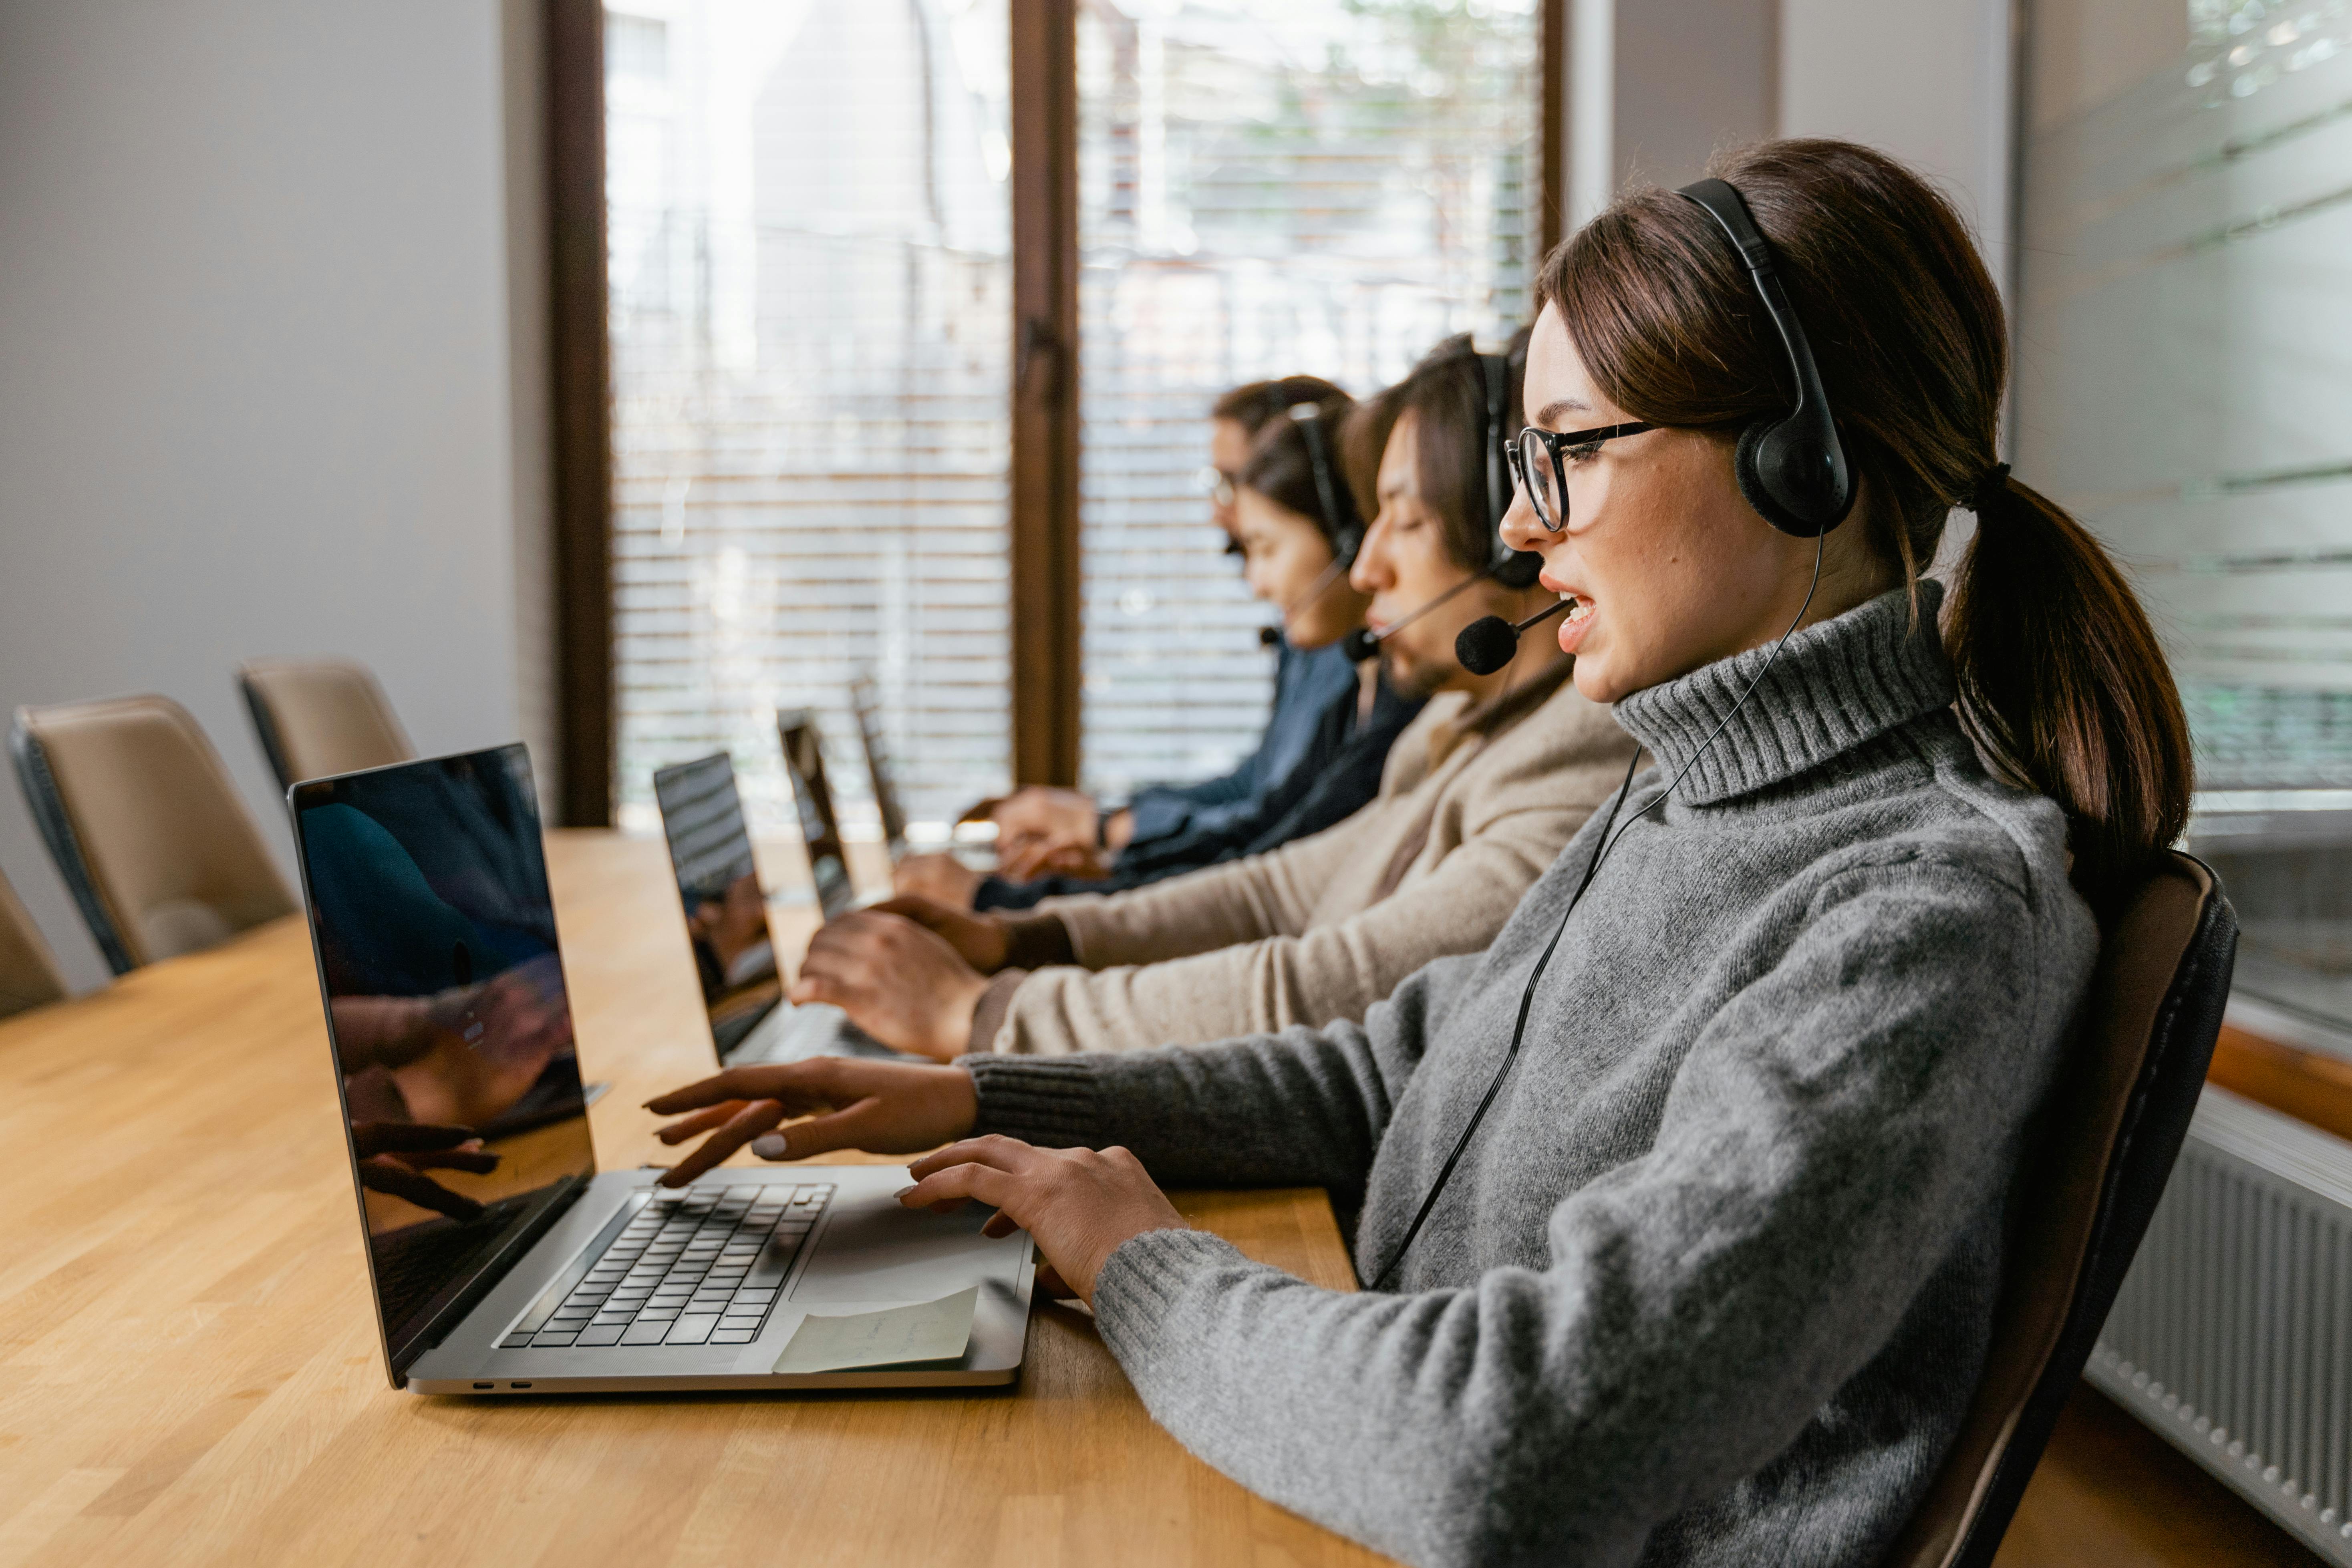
[773,1285,978,1374]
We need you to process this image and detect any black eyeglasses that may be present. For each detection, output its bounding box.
[1508,422,1655,531]
[1195,465,1237,508]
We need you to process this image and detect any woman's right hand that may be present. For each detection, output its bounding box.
[642,1059,979,1186]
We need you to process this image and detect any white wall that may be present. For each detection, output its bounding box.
[1780,0,2016,291]
[0,0,552,992]
[1566,0,1781,227]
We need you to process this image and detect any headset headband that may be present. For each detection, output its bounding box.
[1475,346,1542,586]
[1674,179,1854,537]
[1286,401,1357,563]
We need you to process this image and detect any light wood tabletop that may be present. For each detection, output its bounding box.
[0,828,2299,1568]
[0,830,1388,1568]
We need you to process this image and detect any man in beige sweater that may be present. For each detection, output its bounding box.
[789,335,1638,1058]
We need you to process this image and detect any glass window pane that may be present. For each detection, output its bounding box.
[606,0,1013,840]
[2016,0,2352,1027]
[1074,0,1540,800]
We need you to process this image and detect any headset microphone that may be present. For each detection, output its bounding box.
[1341,569,1491,663]
[1456,597,1573,676]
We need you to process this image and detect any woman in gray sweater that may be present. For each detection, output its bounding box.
[644,140,2193,1568]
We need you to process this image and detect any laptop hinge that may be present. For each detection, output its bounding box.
[387,1173,592,1386]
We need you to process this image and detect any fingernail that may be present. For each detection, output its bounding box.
[751,1133,788,1160]
[893,1184,918,1200]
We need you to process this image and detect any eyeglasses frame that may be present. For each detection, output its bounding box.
[1509,421,1657,531]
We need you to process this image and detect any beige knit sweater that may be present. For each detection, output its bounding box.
[973,660,1637,1055]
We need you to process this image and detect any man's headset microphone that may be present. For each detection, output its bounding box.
[1365,177,1857,1290]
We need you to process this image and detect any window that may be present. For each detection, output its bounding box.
[1073,0,1544,798]
[577,0,1556,832]
[2016,0,2352,1027]
[604,0,1014,839]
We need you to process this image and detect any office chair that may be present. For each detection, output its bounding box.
[0,870,67,1020]
[10,696,296,975]
[1888,850,2238,1567]
[237,656,415,791]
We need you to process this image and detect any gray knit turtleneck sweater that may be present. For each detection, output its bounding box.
[965,582,2098,1568]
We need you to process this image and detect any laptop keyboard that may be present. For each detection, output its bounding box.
[499,1182,835,1350]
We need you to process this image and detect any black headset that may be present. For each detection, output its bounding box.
[1676,179,1854,537]
[1482,348,1545,587]
[1258,401,1362,649]
[1366,179,1848,1292]
[1288,399,1362,566]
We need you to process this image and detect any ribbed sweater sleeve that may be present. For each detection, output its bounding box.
[1033,861,2068,1568]
[986,690,1633,1057]
[966,948,1483,1189]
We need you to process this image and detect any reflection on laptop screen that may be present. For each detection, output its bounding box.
[291,745,593,1365]
[848,673,908,854]
[778,713,854,917]
[652,754,781,1057]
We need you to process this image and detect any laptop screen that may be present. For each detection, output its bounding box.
[652,753,781,1058]
[848,674,908,853]
[778,713,855,918]
[291,745,594,1371]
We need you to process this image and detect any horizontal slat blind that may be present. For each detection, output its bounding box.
[2018,0,2352,789]
[1073,0,1541,799]
[606,0,1013,838]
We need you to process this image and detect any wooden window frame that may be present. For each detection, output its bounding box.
[547,0,1566,810]
[546,0,614,827]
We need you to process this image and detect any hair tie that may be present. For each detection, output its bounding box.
[1968,462,2012,514]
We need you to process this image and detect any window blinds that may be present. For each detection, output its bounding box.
[1073,0,1541,799]
[2016,0,2352,791]
[606,0,1013,839]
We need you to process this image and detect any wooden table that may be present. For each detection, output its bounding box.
[0,830,2314,1568]
[0,831,1386,1568]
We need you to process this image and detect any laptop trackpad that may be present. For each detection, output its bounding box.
[791,1200,1019,1304]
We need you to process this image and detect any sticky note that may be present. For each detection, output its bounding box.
[772,1285,978,1375]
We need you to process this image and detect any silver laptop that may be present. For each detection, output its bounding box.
[846,674,993,870]
[291,743,1033,1394]
[652,751,905,1067]
[847,673,911,863]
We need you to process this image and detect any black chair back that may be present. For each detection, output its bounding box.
[1890,850,2238,1568]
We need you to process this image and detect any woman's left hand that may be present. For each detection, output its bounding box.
[899,1135,1187,1305]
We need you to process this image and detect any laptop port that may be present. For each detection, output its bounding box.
[473,1382,494,1390]
[509,1381,532,1389]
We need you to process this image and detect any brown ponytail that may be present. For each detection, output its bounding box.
[1947,475,2191,918]
[1539,139,2192,922]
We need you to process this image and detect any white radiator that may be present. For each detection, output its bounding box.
[2088,1085,2352,1563]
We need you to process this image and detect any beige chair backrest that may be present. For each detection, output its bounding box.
[1887,851,2237,1568]
[0,872,66,1019]
[237,657,415,790]
[10,696,296,974]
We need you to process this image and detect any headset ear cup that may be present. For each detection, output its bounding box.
[1735,418,1830,538]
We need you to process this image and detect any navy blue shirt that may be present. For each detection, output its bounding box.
[976,655,1422,912]
[1120,639,1359,845]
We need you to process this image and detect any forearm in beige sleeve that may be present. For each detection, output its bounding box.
[1036,808,1372,972]
[990,816,1571,1055]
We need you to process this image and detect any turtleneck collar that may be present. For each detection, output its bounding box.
[1612,580,1956,806]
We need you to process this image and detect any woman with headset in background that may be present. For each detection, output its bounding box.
[779,337,1635,1062]
[645,141,2191,1567]
[904,375,1359,900]
[919,393,1430,914]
